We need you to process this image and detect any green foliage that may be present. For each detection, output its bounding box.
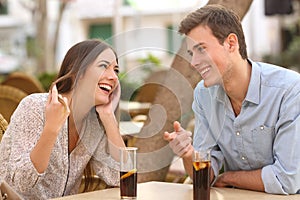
[263,36,300,71]
[263,24,300,71]
[137,53,161,72]
[37,72,57,91]
[119,72,139,101]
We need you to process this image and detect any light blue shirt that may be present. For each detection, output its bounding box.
[192,60,300,194]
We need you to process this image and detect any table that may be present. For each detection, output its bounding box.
[119,121,144,146]
[119,121,144,136]
[119,101,151,117]
[52,181,300,200]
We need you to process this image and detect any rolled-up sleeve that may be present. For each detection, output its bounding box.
[262,83,300,194]
[91,133,120,187]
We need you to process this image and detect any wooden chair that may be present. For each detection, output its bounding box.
[0,85,27,123]
[0,113,8,141]
[133,70,168,103]
[1,72,45,94]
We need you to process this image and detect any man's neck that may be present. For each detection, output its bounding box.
[223,59,251,116]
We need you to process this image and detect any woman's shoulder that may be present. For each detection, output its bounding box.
[17,93,48,114]
[21,93,48,104]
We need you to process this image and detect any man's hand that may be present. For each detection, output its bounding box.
[164,121,193,157]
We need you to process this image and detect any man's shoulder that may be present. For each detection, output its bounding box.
[194,81,221,101]
[255,61,300,89]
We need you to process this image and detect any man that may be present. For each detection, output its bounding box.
[164,5,300,194]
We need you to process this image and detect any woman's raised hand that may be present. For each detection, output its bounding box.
[45,84,70,134]
[96,81,121,120]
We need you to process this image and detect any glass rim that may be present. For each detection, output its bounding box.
[121,147,138,151]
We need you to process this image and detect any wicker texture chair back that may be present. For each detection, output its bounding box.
[0,85,27,123]
[0,113,8,141]
[133,70,167,103]
[2,72,45,94]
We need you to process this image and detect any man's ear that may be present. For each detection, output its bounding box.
[226,33,239,52]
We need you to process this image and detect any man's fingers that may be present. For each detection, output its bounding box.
[164,132,175,141]
[174,121,183,132]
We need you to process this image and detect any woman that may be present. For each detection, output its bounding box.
[0,39,125,199]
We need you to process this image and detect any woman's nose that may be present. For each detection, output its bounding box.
[105,67,118,80]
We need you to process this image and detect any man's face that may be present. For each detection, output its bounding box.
[186,25,231,87]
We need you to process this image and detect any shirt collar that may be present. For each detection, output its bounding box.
[215,59,261,105]
[245,59,261,105]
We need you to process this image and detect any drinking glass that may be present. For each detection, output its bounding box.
[120,147,138,199]
[193,150,211,200]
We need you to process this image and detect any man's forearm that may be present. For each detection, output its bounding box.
[214,169,265,192]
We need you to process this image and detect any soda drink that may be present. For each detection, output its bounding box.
[193,160,211,200]
[120,169,137,199]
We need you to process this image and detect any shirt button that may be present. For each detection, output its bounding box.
[260,125,264,130]
[241,156,245,160]
[236,131,240,136]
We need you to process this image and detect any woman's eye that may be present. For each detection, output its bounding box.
[99,64,108,69]
[114,68,120,74]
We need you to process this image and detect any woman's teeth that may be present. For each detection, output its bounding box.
[99,84,112,92]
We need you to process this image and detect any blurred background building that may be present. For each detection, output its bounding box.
[0,0,299,77]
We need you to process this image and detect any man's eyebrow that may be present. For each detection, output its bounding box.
[192,43,204,50]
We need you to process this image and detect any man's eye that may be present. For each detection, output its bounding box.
[197,46,205,53]
[187,50,193,57]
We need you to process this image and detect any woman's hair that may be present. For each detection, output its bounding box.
[179,4,248,60]
[53,39,118,94]
[53,39,118,193]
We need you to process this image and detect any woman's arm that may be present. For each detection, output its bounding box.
[96,84,125,161]
[30,85,70,173]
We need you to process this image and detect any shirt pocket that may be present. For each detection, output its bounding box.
[251,125,275,167]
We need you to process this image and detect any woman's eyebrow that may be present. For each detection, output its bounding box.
[97,60,110,64]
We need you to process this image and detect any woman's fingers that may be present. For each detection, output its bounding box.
[51,84,59,104]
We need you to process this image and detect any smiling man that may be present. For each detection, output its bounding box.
[164,5,300,194]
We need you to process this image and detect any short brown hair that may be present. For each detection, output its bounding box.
[179,5,247,59]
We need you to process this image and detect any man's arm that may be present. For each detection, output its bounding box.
[214,169,264,192]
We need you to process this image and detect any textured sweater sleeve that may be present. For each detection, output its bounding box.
[0,94,47,193]
[81,109,120,187]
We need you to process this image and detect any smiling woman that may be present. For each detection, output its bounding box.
[0,39,126,199]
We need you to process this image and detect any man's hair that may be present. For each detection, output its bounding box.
[179,4,247,59]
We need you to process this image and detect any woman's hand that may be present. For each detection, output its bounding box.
[96,81,120,121]
[45,84,70,134]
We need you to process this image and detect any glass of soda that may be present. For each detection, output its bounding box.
[193,150,211,200]
[120,147,138,199]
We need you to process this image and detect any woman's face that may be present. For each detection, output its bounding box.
[77,48,119,106]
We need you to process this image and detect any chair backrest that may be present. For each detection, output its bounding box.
[1,72,45,94]
[0,113,8,141]
[0,85,27,123]
[133,70,168,103]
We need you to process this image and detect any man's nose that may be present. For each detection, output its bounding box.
[190,55,198,68]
